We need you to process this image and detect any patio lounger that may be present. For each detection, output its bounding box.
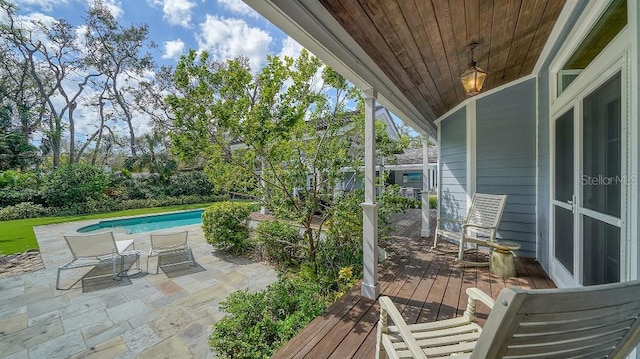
[377,280,640,358]
[147,231,194,274]
[433,193,508,266]
[56,232,140,290]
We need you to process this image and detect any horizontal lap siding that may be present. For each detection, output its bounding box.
[439,108,467,223]
[476,79,537,257]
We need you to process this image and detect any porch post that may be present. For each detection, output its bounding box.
[361,88,380,299]
[421,137,431,238]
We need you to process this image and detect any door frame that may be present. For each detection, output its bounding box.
[548,3,632,287]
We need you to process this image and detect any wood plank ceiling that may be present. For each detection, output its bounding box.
[320,0,566,123]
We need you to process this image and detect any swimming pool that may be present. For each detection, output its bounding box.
[77,209,205,234]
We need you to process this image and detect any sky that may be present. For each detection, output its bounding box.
[11,0,302,71]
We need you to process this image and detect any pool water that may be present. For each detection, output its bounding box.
[77,209,205,234]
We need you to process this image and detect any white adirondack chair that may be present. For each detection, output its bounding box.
[433,193,508,265]
[57,232,139,290]
[377,280,640,359]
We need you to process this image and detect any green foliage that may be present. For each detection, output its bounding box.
[41,164,107,207]
[166,170,213,197]
[201,201,254,253]
[168,50,364,274]
[254,220,303,266]
[210,277,330,359]
[0,131,40,171]
[0,188,45,207]
[429,194,437,209]
[0,202,51,221]
[0,170,40,189]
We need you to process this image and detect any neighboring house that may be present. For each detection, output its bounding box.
[338,106,438,196]
[385,146,438,194]
[244,0,638,309]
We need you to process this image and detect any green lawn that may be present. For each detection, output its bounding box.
[0,203,214,255]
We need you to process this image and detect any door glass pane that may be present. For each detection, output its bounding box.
[555,109,574,202]
[583,216,620,285]
[554,207,574,275]
[582,73,621,217]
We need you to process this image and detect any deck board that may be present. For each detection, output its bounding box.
[272,209,555,358]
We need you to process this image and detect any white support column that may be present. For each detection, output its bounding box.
[421,137,431,238]
[466,100,477,209]
[361,88,380,300]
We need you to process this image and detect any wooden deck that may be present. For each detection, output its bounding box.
[272,209,556,358]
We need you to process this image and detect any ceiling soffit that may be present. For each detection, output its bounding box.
[319,0,566,124]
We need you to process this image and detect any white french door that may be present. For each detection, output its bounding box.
[551,71,625,287]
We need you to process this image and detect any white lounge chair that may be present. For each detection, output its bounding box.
[56,232,140,290]
[147,231,194,274]
[377,280,640,359]
[433,193,508,265]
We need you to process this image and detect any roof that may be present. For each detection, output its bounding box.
[388,146,437,165]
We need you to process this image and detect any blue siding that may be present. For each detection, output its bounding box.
[476,79,537,257]
[439,108,467,225]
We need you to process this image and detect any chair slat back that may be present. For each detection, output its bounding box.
[64,232,116,259]
[150,231,188,249]
[465,193,508,237]
[471,280,640,359]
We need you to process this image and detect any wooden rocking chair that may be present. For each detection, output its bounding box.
[376,280,640,358]
[433,193,508,265]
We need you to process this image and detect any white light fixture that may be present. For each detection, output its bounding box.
[460,43,488,96]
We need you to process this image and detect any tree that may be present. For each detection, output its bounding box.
[0,0,99,166]
[124,129,177,183]
[168,50,363,274]
[83,1,156,158]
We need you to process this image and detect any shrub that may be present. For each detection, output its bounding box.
[42,164,107,207]
[0,202,51,220]
[0,189,45,207]
[254,220,303,266]
[429,194,437,209]
[202,201,254,253]
[0,170,40,189]
[210,277,329,358]
[166,170,213,197]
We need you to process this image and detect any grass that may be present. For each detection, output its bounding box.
[0,202,214,255]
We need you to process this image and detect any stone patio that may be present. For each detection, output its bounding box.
[0,217,278,358]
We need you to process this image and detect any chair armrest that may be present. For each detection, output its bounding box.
[463,223,497,231]
[467,288,495,309]
[463,288,494,322]
[438,217,464,224]
[379,296,428,359]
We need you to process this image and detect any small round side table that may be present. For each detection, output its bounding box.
[488,240,521,277]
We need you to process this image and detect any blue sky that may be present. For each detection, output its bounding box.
[11,0,302,71]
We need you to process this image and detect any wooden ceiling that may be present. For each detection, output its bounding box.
[320,0,566,122]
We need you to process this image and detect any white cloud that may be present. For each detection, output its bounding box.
[87,0,124,19]
[151,0,195,28]
[12,0,69,12]
[217,0,260,19]
[162,39,185,59]
[196,15,271,70]
[278,36,303,60]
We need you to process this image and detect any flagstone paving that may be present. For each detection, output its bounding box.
[0,217,278,358]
